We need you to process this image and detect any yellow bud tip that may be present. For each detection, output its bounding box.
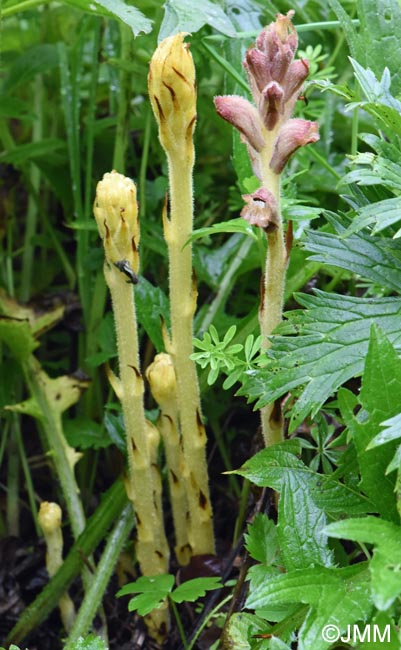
[146,353,177,405]
[38,501,62,534]
[148,34,197,151]
[93,170,140,267]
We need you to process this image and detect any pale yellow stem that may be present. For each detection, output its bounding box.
[164,151,215,556]
[259,141,286,447]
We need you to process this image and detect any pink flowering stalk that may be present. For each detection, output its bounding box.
[215,11,319,447]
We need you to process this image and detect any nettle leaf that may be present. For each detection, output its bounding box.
[344,196,401,237]
[327,517,401,610]
[369,412,401,449]
[245,514,280,565]
[239,291,401,430]
[234,442,333,569]
[305,219,401,292]
[245,564,372,650]
[159,0,235,41]
[339,327,401,521]
[170,577,222,603]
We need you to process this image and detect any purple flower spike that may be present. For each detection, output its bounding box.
[214,95,265,152]
[270,118,319,174]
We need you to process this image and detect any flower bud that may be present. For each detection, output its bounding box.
[270,118,319,173]
[241,188,278,231]
[214,95,265,151]
[148,33,196,157]
[146,353,177,408]
[93,170,140,272]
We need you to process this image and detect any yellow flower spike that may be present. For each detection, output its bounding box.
[93,170,140,273]
[148,33,215,557]
[147,353,191,565]
[38,502,76,631]
[148,33,197,161]
[94,171,170,641]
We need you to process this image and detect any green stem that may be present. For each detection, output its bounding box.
[6,480,127,646]
[7,429,19,535]
[66,503,134,646]
[259,146,286,447]
[23,356,86,540]
[20,75,43,301]
[15,421,40,537]
[171,600,189,650]
[1,0,50,16]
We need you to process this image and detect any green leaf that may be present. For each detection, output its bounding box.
[245,565,372,650]
[64,418,112,450]
[221,612,273,650]
[234,442,333,570]
[326,517,401,609]
[2,43,59,92]
[339,326,400,521]
[64,0,152,36]
[245,514,279,565]
[117,574,174,616]
[68,636,107,650]
[239,291,401,430]
[170,576,222,603]
[305,219,401,292]
[189,218,257,244]
[134,277,170,353]
[159,0,235,41]
[0,139,67,166]
[0,317,38,360]
[344,196,401,237]
[368,412,401,450]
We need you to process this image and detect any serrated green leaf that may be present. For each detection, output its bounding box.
[340,326,400,521]
[326,517,401,609]
[239,291,401,430]
[368,412,401,449]
[159,0,235,41]
[170,576,222,603]
[245,565,372,650]
[344,196,401,237]
[305,223,401,292]
[234,443,333,569]
[244,514,279,565]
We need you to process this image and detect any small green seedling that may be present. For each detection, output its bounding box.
[116,574,223,616]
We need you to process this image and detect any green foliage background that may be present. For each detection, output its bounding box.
[2,0,401,648]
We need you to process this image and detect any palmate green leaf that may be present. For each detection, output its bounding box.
[239,291,401,430]
[339,327,401,521]
[170,577,222,603]
[245,564,371,650]
[326,517,401,610]
[304,217,401,291]
[159,0,235,41]
[116,574,174,616]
